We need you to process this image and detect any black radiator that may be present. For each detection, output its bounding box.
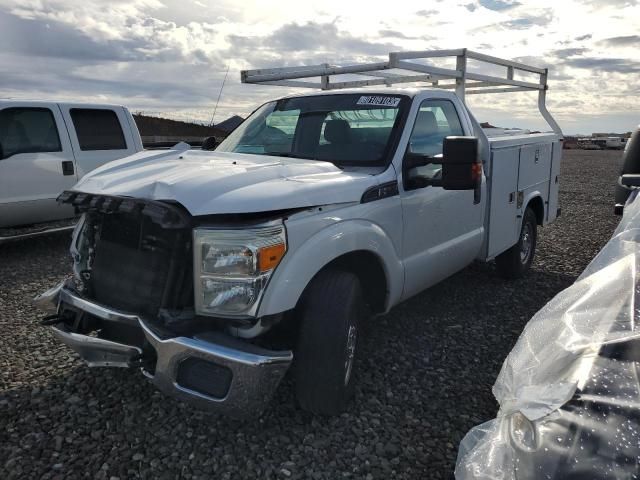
[71,198,193,319]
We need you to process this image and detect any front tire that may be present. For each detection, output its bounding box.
[496,207,537,279]
[294,269,365,415]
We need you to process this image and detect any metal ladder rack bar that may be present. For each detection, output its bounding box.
[240,49,562,135]
[240,61,389,84]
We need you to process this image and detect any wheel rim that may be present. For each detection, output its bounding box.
[344,325,357,386]
[520,221,533,264]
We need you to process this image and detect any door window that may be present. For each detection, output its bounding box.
[406,99,464,183]
[0,108,62,159]
[409,99,464,156]
[70,109,127,151]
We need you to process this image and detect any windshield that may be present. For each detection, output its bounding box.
[216,94,409,166]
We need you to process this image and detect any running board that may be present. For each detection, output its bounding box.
[0,224,76,245]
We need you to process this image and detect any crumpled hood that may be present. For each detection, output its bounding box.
[71,147,378,216]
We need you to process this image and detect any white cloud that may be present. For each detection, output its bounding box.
[0,0,638,132]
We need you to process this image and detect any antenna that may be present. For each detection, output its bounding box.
[210,64,230,127]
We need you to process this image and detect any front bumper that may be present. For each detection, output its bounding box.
[34,282,292,416]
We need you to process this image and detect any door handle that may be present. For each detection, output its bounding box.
[62,161,75,176]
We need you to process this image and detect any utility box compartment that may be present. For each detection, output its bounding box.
[518,143,552,191]
[485,135,560,260]
[487,147,521,259]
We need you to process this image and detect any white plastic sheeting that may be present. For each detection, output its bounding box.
[456,191,640,479]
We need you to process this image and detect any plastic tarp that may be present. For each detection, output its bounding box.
[455,191,640,479]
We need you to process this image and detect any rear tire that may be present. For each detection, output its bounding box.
[496,207,537,279]
[294,269,365,415]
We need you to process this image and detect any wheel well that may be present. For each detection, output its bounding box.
[527,196,544,225]
[310,251,388,315]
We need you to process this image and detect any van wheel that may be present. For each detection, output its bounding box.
[496,207,537,279]
[294,269,365,415]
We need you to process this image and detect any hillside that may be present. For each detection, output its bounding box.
[133,114,225,138]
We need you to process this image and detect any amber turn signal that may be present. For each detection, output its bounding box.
[258,243,286,272]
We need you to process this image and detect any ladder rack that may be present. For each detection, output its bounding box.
[241,48,562,134]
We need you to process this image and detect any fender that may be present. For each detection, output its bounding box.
[520,191,545,229]
[257,219,404,317]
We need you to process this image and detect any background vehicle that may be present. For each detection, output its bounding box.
[595,136,625,150]
[614,126,640,215]
[456,178,640,480]
[35,49,563,417]
[0,101,143,237]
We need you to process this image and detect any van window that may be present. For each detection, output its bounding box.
[70,109,127,151]
[0,107,62,159]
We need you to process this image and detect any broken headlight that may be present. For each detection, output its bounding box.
[193,225,286,317]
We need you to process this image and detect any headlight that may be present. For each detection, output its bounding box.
[193,225,286,317]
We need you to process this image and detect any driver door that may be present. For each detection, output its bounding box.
[0,104,77,228]
[400,98,484,300]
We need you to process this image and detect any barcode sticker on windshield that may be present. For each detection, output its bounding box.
[356,96,401,107]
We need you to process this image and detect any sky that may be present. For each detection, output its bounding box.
[0,0,638,134]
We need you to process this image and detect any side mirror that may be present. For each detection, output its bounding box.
[440,136,481,191]
[201,136,218,151]
[621,174,640,188]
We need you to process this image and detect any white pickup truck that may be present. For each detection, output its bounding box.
[35,50,563,417]
[0,101,143,238]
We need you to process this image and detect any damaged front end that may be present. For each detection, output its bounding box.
[34,191,292,417]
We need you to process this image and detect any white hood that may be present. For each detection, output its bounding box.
[72,147,379,216]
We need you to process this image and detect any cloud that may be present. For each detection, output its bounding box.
[579,0,638,6]
[562,56,640,73]
[600,35,640,46]
[416,9,439,16]
[502,10,553,29]
[478,0,521,11]
[228,21,401,61]
[575,34,592,41]
[0,10,138,61]
[552,48,588,58]
[464,3,478,12]
[378,29,421,40]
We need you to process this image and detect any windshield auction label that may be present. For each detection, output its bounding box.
[356,96,401,107]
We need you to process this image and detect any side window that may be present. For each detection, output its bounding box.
[406,99,464,182]
[0,107,62,159]
[409,99,464,157]
[70,109,127,151]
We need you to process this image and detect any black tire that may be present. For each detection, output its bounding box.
[294,269,364,415]
[496,207,537,279]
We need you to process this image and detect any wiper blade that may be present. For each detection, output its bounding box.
[266,152,343,169]
[267,152,304,158]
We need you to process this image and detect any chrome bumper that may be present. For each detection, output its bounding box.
[34,282,292,416]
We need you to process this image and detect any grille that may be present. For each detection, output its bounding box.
[86,211,193,318]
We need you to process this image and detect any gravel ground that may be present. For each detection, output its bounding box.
[0,150,623,480]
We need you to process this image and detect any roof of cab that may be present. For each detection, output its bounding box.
[0,99,127,109]
[275,87,424,101]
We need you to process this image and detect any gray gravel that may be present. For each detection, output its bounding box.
[0,150,622,479]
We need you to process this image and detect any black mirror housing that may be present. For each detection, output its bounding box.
[621,174,640,188]
[202,136,218,151]
[441,136,480,190]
